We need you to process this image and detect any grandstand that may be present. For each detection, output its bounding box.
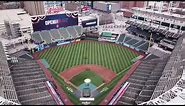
[137,42,150,52]
[115,57,169,105]
[31,32,43,43]
[31,26,83,45]
[49,29,62,40]
[74,26,82,36]
[147,46,171,58]
[145,34,185,104]
[117,34,126,43]
[114,32,185,105]
[58,28,70,39]
[116,34,151,53]
[9,58,57,105]
[125,38,139,46]
[0,42,20,104]
[66,26,78,38]
[126,20,182,39]
[126,24,165,43]
[40,31,53,44]
[0,41,57,105]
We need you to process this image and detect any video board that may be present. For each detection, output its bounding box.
[31,12,78,32]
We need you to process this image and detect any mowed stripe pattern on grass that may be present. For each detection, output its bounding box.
[70,70,104,87]
[38,41,138,74]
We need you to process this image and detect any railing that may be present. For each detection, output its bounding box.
[108,82,130,105]
[45,81,64,105]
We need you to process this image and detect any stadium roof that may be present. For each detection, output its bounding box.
[0,9,32,28]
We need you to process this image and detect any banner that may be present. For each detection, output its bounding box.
[31,12,78,32]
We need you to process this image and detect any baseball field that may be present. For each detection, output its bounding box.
[36,40,140,105]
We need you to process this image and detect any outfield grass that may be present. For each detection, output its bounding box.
[39,41,138,74]
[70,69,104,87]
[37,40,139,105]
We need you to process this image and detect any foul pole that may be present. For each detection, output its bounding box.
[147,32,153,53]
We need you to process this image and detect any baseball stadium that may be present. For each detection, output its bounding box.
[32,39,144,105]
[0,1,185,105]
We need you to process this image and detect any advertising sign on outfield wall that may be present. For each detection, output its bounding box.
[31,12,78,32]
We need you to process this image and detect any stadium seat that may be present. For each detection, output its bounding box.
[31,32,43,43]
[50,29,62,40]
[10,58,56,105]
[40,31,53,44]
[66,26,78,38]
[58,28,70,39]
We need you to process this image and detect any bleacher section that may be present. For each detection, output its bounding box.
[74,26,82,37]
[125,39,139,46]
[148,46,171,58]
[126,25,164,43]
[0,42,20,104]
[117,34,151,53]
[49,29,62,40]
[115,57,169,105]
[124,36,132,42]
[150,34,185,100]
[40,31,53,44]
[59,28,71,39]
[9,58,56,105]
[117,34,126,43]
[67,26,78,38]
[126,20,182,39]
[31,32,43,43]
[139,34,185,105]
[132,40,145,48]
[31,26,82,44]
[137,42,149,52]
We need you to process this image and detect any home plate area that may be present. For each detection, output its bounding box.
[74,79,99,99]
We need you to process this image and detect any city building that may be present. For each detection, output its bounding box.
[65,2,80,12]
[93,1,121,13]
[23,1,64,15]
[23,1,45,15]
[0,1,21,10]
[120,1,145,10]
[0,9,32,39]
[130,7,185,34]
